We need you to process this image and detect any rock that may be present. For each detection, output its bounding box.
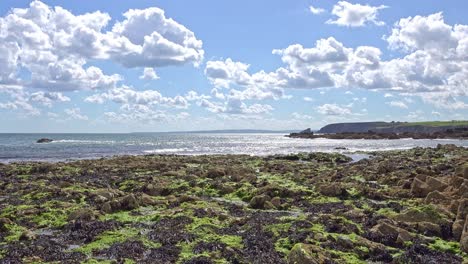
[120,194,139,210]
[206,168,226,179]
[101,202,112,213]
[318,183,346,197]
[461,215,468,253]
[271,196,282,208]
[370,222,413,246]
[425,176,447,192]
[453,219,465,240]
[249,194,271,209]
[36,138,53,143]
[411,178,430,197]
[139,193,156,206]
[394,207,447,225]
[413,222,441,237]
[287,243,329,264]
[68,208,96,222]
[19,230,36,241]
[456,164,468,179]
[424,190,446,203]
[456,199,468,221]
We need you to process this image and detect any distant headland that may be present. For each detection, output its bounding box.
[289,121,468,139]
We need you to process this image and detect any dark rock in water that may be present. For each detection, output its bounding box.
[334,147,348,150]
[37,138,53,143]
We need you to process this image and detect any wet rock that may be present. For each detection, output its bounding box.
[68,208,96,222]
[36,138,53,143]
[287,243,329,264]
[249,194,271,209]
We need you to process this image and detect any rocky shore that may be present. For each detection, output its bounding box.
[288,128,468,140]
[0,145,467,263]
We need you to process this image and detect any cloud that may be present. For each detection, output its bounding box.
[29,92,70,107]
[85,86,189,109]
[303,97,314,102]
[386,100,408,109]
[199,98,273,115]
[327,1,388,27]
[309,5,326,15]
[65,108,88,120]
[386,12,458,53]
[204,58,288,100]
[292,112,313,120]
[111,7,204,68]
[139,68,160,80]
[316,103,352,116]
[0,1,203,92]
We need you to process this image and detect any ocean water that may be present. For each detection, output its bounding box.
[0,133,467,163]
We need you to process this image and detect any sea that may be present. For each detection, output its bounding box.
[0,133,467,163]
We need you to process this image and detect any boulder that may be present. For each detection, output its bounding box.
[287,243,329,264]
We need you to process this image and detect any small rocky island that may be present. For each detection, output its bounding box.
[0,145,467,263]
[36,138,53,143]
[289,121,468,140]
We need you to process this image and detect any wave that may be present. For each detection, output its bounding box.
[51,140,116,144]
[143,148,191,154]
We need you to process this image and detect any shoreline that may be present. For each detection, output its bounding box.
[0,145,467,262]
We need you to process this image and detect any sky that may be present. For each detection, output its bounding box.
[0,0,467,132]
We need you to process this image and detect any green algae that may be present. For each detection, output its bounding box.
[75,228,141,254]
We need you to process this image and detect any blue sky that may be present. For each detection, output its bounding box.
[0,0,467,132]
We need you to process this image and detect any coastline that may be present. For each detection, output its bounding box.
[0,145,467,263]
